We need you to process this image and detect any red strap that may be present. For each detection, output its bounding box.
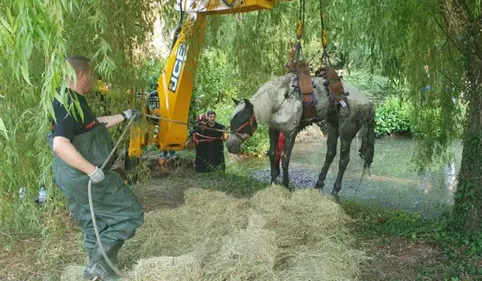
[85,121,96,129]
[193,132,221,144]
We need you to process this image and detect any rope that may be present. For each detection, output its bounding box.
[87,112,232,278]
[295,0,306,60]
[319,0,330,68]
[144,114,231,134]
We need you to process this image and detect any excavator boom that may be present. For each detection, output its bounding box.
[128,0,284,157]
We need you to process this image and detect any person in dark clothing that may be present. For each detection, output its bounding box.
[189,114,211,173]
[49,55,144,280]
[187,112,226,173]
[205,110,226,172]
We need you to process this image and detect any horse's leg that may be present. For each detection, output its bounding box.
[332,134,356,199]
[268,128,280,184]
[281,129,299,190]
[315,116,339,190]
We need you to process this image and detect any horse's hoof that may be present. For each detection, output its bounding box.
[331,191,340,202]
[314,181,324,190]
[285,186,295,192]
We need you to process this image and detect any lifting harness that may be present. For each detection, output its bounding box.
[315,0,350,115]
[285,0,318,127]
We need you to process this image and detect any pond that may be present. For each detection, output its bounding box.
[227,137,462,218]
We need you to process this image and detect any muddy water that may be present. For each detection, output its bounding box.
[227,138,462,218]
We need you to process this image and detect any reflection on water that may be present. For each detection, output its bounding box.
[227,137,462,218]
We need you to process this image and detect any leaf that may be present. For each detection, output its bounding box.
[0,117,8,140]
[0,16,12,34]
[73,99,84,123]
[20,61,32,85]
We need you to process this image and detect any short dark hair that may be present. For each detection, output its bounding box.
[67,55,91,74]
[207,110,216,116]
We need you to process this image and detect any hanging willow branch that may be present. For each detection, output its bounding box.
[0,0,165,232]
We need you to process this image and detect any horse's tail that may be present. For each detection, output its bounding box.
[358,102,375,173]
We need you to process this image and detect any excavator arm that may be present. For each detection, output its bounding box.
[128,0,281,161]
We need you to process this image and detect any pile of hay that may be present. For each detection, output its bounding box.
[61,185,366,281]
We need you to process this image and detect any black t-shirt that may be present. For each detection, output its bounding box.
[51,89,99,142]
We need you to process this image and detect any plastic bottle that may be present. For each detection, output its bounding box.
[37,187,47,204]
[19,185,26,200]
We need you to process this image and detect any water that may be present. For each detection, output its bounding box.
[227,137,462,218]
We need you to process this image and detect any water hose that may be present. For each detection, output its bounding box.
[88,116,137,278]
[88,113,232,277]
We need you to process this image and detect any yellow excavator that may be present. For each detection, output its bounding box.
[126,0,293,173]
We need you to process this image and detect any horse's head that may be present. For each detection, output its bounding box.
[226,98,258,154]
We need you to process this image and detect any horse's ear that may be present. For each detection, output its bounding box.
[232,98,241,106]
[244,98,253,109]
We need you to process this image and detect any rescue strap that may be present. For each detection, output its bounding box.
[193,132,222,145]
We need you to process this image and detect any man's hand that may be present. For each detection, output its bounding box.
[88,167,105,184]
[122,109,143,120]
[53,137,102,176]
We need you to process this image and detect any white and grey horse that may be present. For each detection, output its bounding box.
[226,73,375,197]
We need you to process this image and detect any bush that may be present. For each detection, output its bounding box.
[375,95,412,137]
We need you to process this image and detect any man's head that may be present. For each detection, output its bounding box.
[67,55,94,95]
[197,113,208,126]
[207,110,216,126]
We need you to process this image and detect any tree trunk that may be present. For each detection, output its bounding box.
[452,17,482,231]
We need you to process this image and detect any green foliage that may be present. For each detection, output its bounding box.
[191,48,238,116]
[343,70,414,137]
[375,96,412,137]
[239,123,269,157]
[343,70,390,98]
[0,0,162,234]
[327,0,471,169]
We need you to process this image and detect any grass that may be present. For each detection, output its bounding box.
[2,158,482,281]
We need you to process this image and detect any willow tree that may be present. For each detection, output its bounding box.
[0,0,163,233]
[327,0,481,230]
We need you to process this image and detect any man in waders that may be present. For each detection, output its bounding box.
[49,55,144,280]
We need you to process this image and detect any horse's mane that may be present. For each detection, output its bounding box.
[232,75,294,123]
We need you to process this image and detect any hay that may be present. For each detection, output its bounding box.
[60,265,85,281]
[68,186,365,281]
[250,186,352,248]
[200,213,278,281]
[119,188,251,264]
[127,254,201,281]
[278,240,366,281]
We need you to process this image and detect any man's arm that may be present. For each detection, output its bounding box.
[97,114,124,129]
[52,136,97,175]
[97,109,142,128]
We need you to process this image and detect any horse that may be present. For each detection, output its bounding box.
[226,72,375,198]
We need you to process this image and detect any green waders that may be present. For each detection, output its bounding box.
[51,124,144,280]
